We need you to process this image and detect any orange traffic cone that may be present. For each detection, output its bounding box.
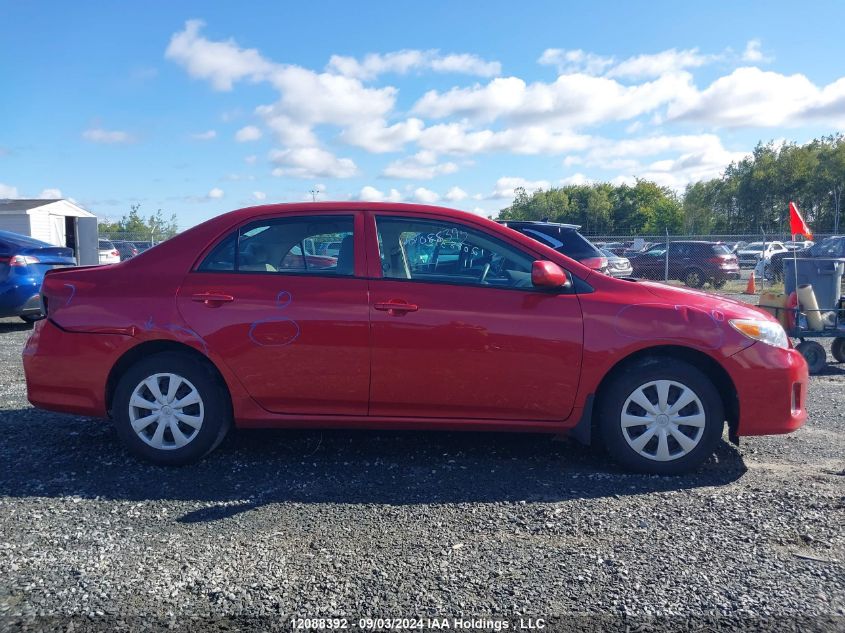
[745,270,756,294]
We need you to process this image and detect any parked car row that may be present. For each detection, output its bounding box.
[762,235,845,281]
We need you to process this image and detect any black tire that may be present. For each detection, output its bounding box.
[112,352,232,465]
[796,341,827,374]
[597,357,725,475]
[832,337,845,364]
[711,278,727,289]
[683,268,705,288]
[19,314,41,323]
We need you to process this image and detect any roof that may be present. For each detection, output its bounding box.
[0,198,95,217]
[0,199,61,212]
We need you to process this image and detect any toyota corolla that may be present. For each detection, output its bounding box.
[23,203,808,474]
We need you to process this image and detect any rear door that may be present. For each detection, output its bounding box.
[366,212,583,421]
[176,212,370,415]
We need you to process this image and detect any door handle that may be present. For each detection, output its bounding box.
[191,292,234,307]
[374,300,419,316]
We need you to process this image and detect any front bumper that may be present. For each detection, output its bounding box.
[727,342,808,436]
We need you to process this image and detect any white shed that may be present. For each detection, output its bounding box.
[0,199,99,264]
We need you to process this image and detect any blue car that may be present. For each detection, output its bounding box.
[0,230,77,322]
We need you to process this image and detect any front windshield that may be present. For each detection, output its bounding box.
[745,242,764,251]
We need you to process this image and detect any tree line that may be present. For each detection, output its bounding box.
[98,204,179,241]
[499,134,845,236]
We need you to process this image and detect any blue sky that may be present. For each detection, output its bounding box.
[3,0,845,227]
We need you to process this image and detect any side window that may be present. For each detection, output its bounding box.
[645,243,667,257]
[198,215,355,275]
[376,216,534,289]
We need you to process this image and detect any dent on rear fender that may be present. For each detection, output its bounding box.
[613,303,728,349]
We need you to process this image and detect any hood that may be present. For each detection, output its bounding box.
[639,281,775,322]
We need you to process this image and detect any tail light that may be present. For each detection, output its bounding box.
[707,255,736,267]
[6,255,41,267]
[111,250,119,257]
[581,256,608,271]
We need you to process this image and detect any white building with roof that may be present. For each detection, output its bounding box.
[0,199,99,264]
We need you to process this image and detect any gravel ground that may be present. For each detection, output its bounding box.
[0,316,842,632]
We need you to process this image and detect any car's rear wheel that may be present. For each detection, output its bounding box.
[113,352,232,465]
[19,315,41,323]
[832,337,845,364]
[683,268,705,288]
[711,278,727,289]
[597,358,724,475]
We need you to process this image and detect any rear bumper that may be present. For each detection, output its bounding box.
[715,270,741,281]
[0,279,40,317]
[727,343,808,436]
[23,318,128,417]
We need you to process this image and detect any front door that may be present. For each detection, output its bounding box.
[176,213,370,415]
[367,213,583,421]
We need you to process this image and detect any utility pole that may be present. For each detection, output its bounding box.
[309,187,319,202]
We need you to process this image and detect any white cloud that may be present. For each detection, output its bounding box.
[253,191,267,200]
[192,129,217,140]
[606,48,712,79]
[668,67,845,127]
[270,147,358,179]
[561,134,749,190]
[244,154,258,164]
[327,50,501,80]
[538,47,713,80]
[445,186,468,201]
[38,188,62,198]
[165,19,274,91]
[560,173,589,186]
[82,128,134,144]
[538,49,614,75]
[208,187,225,199]
[413,73,693,127]
[359,185,402,202]
[417,123,592,156]
[413,187,440,203]
[0,183,20,198]
[235,125,262,142]
[489,177,551,200]
[742,39,770,63]
[382,151,458,179]
[339,118,424,153]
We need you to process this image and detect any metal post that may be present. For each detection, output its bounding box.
[664,228,670,282]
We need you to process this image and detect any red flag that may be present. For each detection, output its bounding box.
[789,201,813,239]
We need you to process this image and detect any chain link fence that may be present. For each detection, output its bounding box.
[584,232,843,300]
[97,226,843,302]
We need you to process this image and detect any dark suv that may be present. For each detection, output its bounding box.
[497,221,608,273]
[627,241,740,288]
[765,236,845,281]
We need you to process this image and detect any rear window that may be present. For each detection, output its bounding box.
[518,226,601,259]
[99,240,115,249]
[711,244,731,255]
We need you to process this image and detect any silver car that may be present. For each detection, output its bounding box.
[601,248,634,277]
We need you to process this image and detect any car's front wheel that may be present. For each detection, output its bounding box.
[113,352,232,465]
[597,358,724,475]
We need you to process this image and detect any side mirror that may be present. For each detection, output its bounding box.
[532,260,571,289]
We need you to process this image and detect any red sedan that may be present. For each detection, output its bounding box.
[23,203,808,474]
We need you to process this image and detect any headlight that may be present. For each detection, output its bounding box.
[729,318,789,349]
